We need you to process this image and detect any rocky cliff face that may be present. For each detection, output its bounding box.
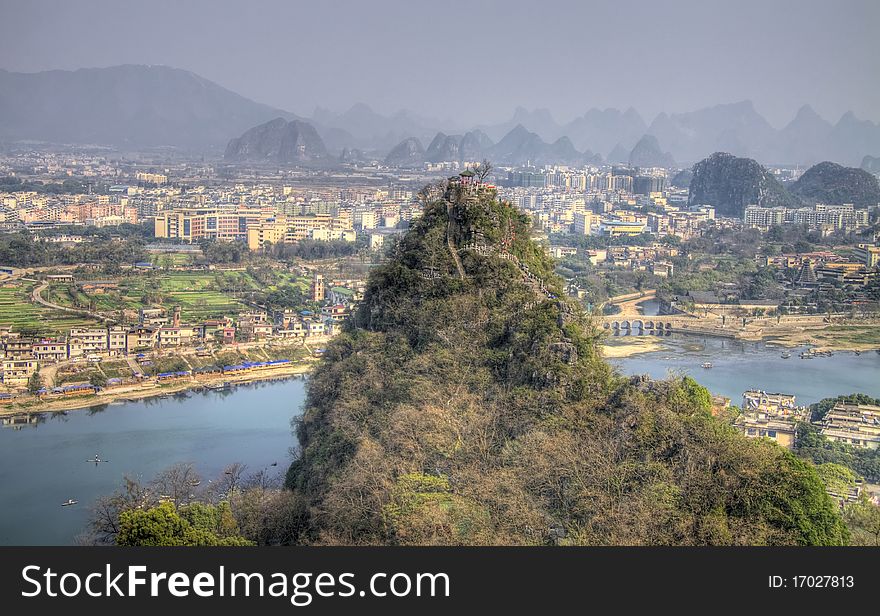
[688,152,796,216]
[791,161,880,207]
[224,118,328,163]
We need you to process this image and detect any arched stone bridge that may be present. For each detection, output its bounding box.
[598,315,738,337]
[603,319,673,331]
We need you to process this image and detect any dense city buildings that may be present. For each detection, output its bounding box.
[744,203,869,232]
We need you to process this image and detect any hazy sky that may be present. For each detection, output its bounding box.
[1,0,878,127]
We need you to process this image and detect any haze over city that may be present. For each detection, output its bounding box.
[1,0,878,127]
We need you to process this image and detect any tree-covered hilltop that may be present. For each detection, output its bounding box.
[790,161,880,207]
[285,176,847,546]
[688,152,796,217]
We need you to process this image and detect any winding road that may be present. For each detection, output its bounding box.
[30,281,115,323]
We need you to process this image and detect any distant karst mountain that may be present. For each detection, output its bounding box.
[0,65,306,150]
[0,64,877,166]
[774,105,833,165]
[565,108,648,158]
[339,147,370,165]
[387,125,601,167]
[478,107,565,143]
[606,143,631,164]
[825,112,880,167]
[224,118,328,163]
[313,103,447,151]
[688,152,796,217]
[647,101,776,164]
[670,168,694,188]
[424,130,495,163]
[628,134,675,168]
[488,125,599,166]
[383,137,425,167]
[790,161,880,207]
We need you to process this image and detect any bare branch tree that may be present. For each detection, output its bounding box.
[150,462,202,506]
[216,462,247,500]
[474,159,493,183]
[86,475,152,545]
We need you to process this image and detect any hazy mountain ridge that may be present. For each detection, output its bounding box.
[313,103,451,151]
[1,65,878,165]
[386,124,602,167]
[424,130,495,163]
[0,65,305,150]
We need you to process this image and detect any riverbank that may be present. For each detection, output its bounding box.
[601,319,880,358]
[761,323,880,353]
[0,359,317,418]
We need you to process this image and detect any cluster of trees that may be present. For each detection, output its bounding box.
[0,231,148,269]
[86,463,306,546]
[116,501,252,546]
[197,237,363,266]
[266,239,361,261]
[199,239,247,264]
[0,231,147,269]
[33,222,154,241]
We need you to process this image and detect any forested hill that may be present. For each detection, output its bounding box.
[285,176,847,546]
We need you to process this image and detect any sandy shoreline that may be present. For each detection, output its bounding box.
[0,361,317,418]
[601,335,665,358]
[760,324,880,353]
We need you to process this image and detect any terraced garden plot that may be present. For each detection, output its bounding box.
[118,272,260,321]
[0,284,101,335]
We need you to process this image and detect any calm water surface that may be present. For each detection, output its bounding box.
[0,378,306,545]
[612,335,880,405]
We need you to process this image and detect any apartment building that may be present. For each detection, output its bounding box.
[154,207,273,243]
[744,204,868,231]
[818,402,880,450]
[1,358,38,385]
[734,390,807,449]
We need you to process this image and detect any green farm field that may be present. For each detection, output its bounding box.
[47,271,263,322]
[0,283,101,335]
